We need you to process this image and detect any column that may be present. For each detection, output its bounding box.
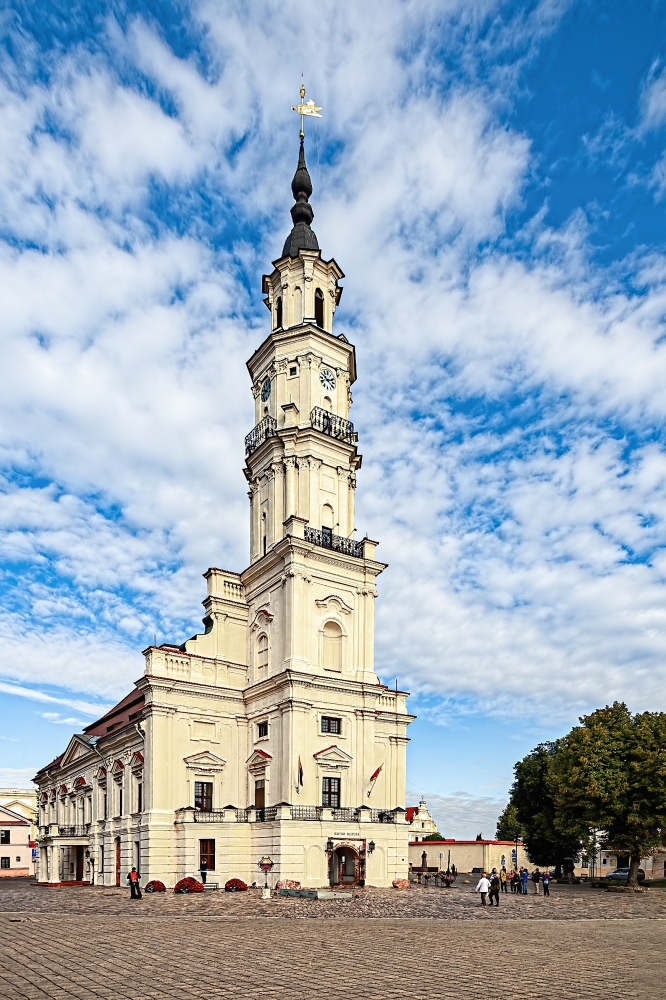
[284,457,296,520]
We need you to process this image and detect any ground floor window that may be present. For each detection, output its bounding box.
[1,857,9,868]
[199,839,215,872]
[195,781,213,811]
[322,776,341,808]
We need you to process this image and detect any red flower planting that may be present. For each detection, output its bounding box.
[144,880,166,893]
[225,878,248,892]
[174,877,205,893]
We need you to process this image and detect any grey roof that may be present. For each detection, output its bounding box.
[282,138,319,258]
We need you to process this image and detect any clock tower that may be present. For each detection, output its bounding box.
[34,115,415,894]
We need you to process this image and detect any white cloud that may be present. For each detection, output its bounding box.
[0,768,38,788]
[1,0,666,734]
[408,791,506,841]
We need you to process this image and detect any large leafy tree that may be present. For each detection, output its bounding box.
[552,702,666,888]
[505,742,583,873]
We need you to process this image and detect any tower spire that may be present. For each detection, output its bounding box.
[283,81,322,258]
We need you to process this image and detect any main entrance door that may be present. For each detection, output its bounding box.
[115,837,121,886]
[75,845,84,881]
[330,845,360,885]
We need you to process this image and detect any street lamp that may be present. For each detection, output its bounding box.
[258,856,274,899]
[368,841,375,854]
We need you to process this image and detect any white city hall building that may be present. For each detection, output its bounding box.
[34,137,415,890]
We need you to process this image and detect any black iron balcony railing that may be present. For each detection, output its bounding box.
[304,526,363,559]
[310,406,357,445]
[58,825,90,837]
[290,805,322,821]
[245,415,277,456]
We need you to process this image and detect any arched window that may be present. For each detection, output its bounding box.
[314,288,324,328]
[257,634,269,676]
[275,296,283,329]
[322,503,334,529]
[294,286,303,325]
[323,395,332,411]
[262,511,267,556]
[323,621,342,672]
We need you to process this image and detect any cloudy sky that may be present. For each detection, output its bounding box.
[2,0,666,837]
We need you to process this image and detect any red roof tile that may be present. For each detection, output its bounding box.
[83,689,145,738]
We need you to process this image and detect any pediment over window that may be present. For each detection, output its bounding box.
[246,749,272,774]
[313,745,353,769]
[315,594,353,615]
[130,751,144,775]
[250,607,274,632]
[183,751,226,773]
[110,759,125,781]
[96,766,107,785]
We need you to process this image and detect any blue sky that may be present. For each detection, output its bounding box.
[2,0,666,837]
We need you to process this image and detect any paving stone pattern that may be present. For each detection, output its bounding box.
[0,880,664,999]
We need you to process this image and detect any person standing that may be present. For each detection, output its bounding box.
[488,868,501,907]
[521,867,529,895]
[542,870,551,897]
[127,866,142,899]
[475,873,490,906]
[500,866,508,893]
[532,869,541,894]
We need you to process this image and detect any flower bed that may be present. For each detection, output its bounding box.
[225,878,248,892]
[144,880,166,893]
[174,877,205,893]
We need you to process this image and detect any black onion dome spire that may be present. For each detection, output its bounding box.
[282,137,319,257]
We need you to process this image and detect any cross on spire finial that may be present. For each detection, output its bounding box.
[291,76,322,140]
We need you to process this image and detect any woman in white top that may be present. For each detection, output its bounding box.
[475,874,490,906]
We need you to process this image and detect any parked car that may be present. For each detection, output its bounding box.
[605,868,645,882]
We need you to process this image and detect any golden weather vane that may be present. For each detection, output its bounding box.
[291,77,322,139]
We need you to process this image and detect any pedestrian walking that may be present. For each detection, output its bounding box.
[500,866,508,893]
[510,870,518,893]
[532,869,541,894]
[542,870,551,897]
[127,866,142,899]
[475,873,490,906]
[488,868,501,906]
[521,867,529,894]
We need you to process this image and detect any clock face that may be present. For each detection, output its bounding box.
[261,378,271,402]
[319,368,336,391]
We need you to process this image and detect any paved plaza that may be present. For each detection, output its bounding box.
[0,879,664,999]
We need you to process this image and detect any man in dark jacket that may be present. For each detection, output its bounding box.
[488,868,501,906]
[127,867,142,899]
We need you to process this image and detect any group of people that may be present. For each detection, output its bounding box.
[475,866,551,906]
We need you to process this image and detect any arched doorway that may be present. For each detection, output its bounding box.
[115,837,121,887]
[330,844,360,886]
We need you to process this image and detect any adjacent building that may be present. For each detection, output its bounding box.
[0,804,33,877]
[406,800,439,841]
[34,132,415,890]
[410,838,532,874]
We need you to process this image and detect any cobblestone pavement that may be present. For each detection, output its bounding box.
[0,881,664,999]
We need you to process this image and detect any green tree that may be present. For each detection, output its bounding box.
[421,832,444,841]
[508,742,583,874]
[552,703,666,888]
[496,802,522,841]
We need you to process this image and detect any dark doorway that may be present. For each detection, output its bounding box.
[330,845,359,885]
[115,837,121,886]
[314,288,324,328]
[75,845,84,881]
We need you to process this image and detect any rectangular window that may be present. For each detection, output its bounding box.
[100,846,104,874]
[322,776,341,808]
[135,841,141,876]
[0,831,9,845]
[199,839,215,872]
[289,366,297,376]
[103,793,107,819]
[254,779,265,809]
[137,783,143,813]
[0,857,9,869]
[119,789,123,817]
[194,781,213,812]
[258,721,268,738]
[321,717,341,735]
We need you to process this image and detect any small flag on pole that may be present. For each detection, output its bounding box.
[297,756,304,791]
[367,763,383,797]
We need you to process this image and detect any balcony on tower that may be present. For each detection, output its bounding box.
[245,414,277,457]
[310,406,358,445]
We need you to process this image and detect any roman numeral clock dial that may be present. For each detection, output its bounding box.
[319,368,336,391]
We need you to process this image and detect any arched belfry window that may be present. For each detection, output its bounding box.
[314,288,324,328]
[275,296,283,330]
[323,621,342,672]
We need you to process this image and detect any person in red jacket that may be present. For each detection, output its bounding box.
[127,867,142,899]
